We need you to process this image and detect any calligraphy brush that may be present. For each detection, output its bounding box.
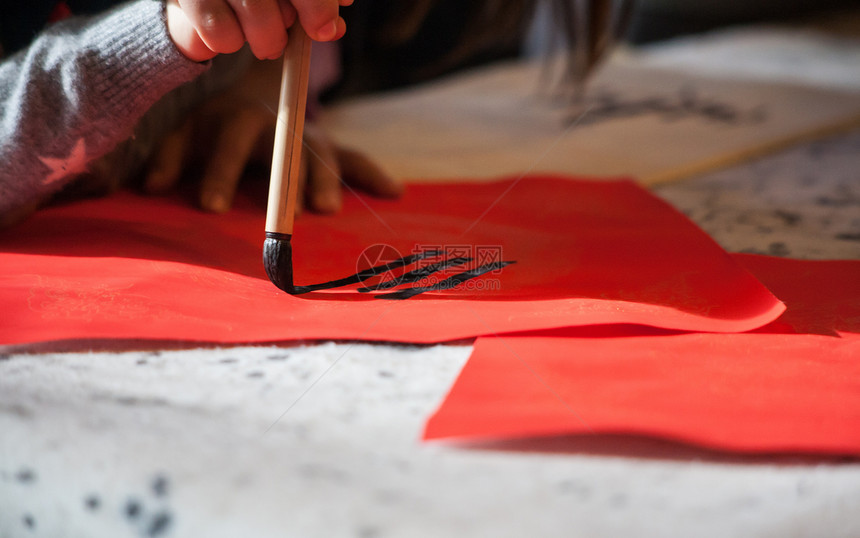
[263,25,312,294]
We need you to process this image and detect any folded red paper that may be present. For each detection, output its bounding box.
[0,177,783,346]
[423,255,860,455]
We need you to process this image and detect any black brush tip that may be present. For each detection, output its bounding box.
[263,232,295,294]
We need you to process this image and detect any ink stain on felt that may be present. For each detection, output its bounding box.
[609,493,629,508]
[22,513,36,529]
[557,479,591,500]
[85,494,101,511]
[125,499,142,519]
[15,468,36,484]
[147,511,173,537]
[118,477,174,537]
[357,525,382,538]
[11,473,173,535]
[152,475,169,497]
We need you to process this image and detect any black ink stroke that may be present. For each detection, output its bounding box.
[567,87,767,128]
[375,261,516,300]
[291,250,442,294]
[357,257,472,292]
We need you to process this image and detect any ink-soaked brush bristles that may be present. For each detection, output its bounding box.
[263,232,295,294]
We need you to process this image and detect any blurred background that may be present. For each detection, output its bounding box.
[628,0,860,42]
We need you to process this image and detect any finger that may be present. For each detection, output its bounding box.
[289,0,342,41]
[144,119,193,194]
[277,0,297,28]
[303,126,343,214]
[177,0,245,55]
[199,107,269,213]
[332,16,347,40]
[224,0,287,60]
[337,147,403,199]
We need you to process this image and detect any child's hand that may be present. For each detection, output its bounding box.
[142,58,402,214]
[165,0,352,62]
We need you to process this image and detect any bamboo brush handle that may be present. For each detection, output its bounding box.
[265,25,312,235]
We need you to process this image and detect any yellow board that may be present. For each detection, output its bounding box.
[319,57,860,185]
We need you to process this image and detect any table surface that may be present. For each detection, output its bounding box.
[2,23,859,538]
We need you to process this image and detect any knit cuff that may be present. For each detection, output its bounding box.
[80,0,210,131]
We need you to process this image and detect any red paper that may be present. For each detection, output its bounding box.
[0,177,783,346]
[423,255,860,455]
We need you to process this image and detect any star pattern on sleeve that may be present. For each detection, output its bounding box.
[39,138,89,185]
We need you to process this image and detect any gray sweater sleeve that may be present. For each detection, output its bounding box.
[0,0,209,215]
